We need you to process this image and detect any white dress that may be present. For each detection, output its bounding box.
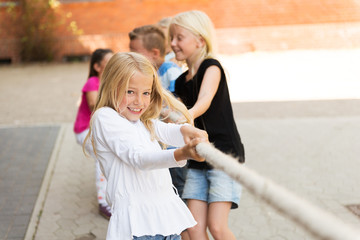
[91,107,196,240]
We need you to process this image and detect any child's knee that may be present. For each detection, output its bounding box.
[208,220,228,238]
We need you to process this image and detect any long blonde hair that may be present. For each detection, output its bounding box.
[170,10,217,68]
[84,52,191,156]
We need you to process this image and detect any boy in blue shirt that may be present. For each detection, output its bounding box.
[129,24,182,93]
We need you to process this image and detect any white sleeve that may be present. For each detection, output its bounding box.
[153,119,186,147]
[92,108,185,170]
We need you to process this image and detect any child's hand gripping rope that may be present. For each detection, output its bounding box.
[174,124,208,162]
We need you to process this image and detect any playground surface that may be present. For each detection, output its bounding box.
[0,49,359,239]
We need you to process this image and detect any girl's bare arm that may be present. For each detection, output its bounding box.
[189,66,221,119]
[86,91,98,111]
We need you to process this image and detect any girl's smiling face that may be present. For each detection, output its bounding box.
[118,71,153,122]
[170,24,202,62]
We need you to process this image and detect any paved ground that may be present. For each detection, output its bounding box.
[0,49,359,240]
[0,126,59,240]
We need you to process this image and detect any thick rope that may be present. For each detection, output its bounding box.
[195,142,360,240]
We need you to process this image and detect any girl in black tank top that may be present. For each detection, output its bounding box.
[170,10,245,240]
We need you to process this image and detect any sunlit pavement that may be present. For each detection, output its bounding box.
[220,49,360,239]
[0,49,359,239]
[221,49,360,103]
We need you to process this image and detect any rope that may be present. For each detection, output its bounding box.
[195,142,360,240]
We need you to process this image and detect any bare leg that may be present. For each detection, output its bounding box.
[186,199,209,240]
[180,230,190,240]
[207,202,235,240]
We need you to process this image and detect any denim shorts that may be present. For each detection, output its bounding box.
[182,168,242,209]
[133,234,181,240]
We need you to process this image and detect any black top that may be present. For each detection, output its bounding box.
[175,58,245,169]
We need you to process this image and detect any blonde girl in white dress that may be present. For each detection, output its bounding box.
[84,52,208,240]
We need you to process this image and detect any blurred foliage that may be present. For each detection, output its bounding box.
[4,0,83,62]
[66,12,84,36]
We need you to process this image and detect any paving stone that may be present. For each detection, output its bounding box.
[56,218,78,229]
[0,126,59,240]
[73,225,96,236]
[0,224,10,239]
[74,232,96,240]
[90,227,107,240]
[6,225,27,239]
[54,228,75,238]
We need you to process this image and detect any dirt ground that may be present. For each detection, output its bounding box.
[0,49,359,126]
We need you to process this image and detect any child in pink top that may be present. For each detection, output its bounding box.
[74,75,100,133]
[73,48,113,219]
